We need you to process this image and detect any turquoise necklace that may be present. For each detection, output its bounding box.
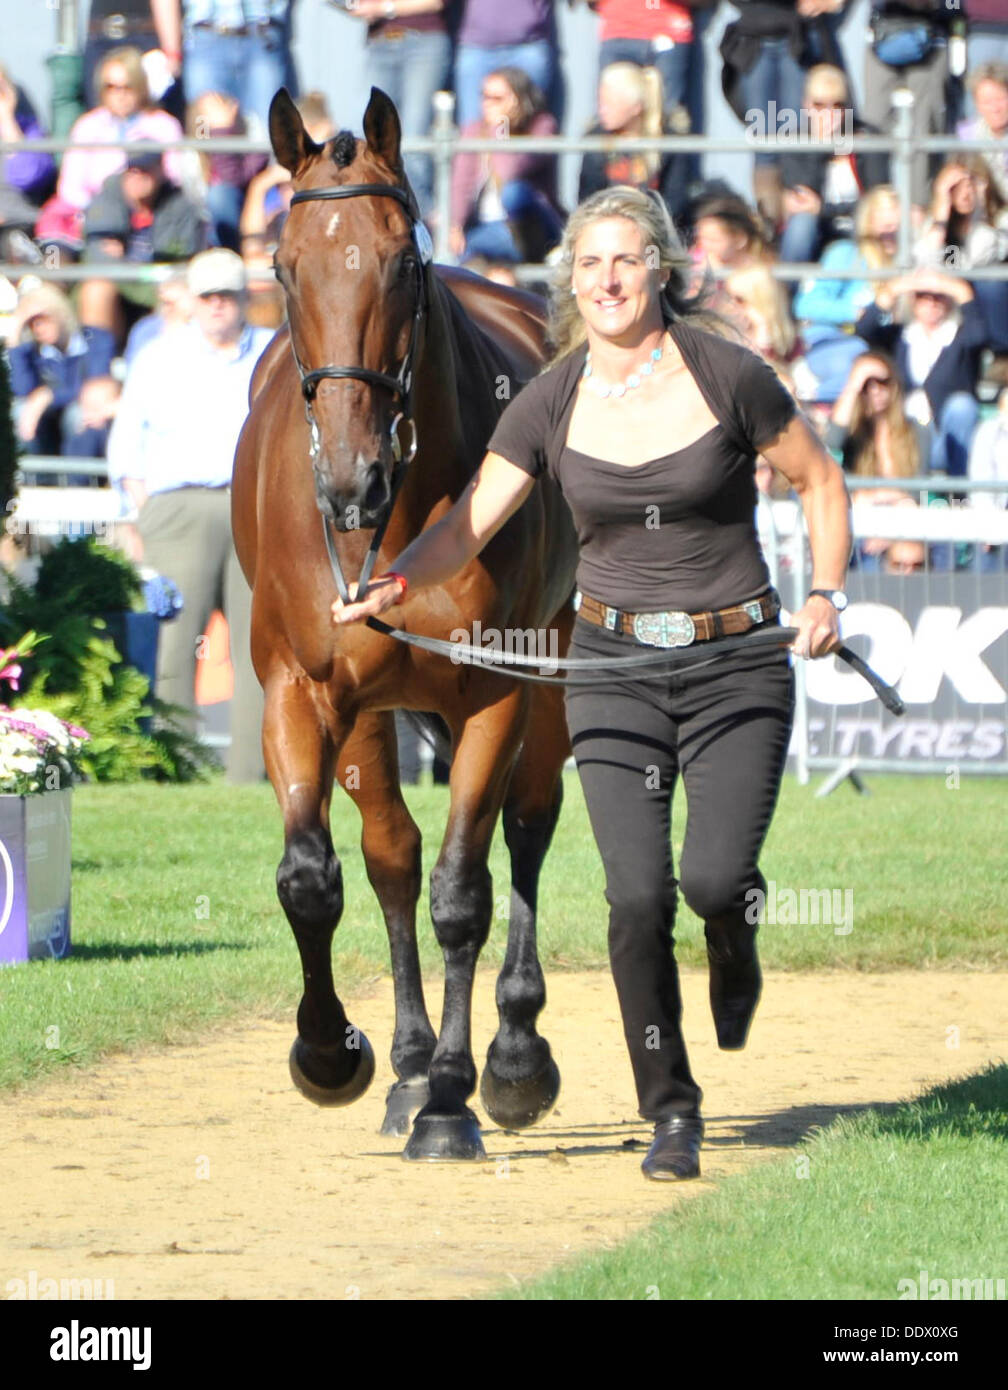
[582,342,664,399]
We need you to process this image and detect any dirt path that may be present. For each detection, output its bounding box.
[3,969,1005,1301]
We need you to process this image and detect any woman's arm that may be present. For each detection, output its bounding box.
[332,452,536,624]
[760,412,851,659]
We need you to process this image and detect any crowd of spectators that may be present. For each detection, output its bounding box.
[1,0,1008,748]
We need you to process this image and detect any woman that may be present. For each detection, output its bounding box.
[332,186,850,1181]
[578,62,690,222]
[778,64,889,265]
[7,284,116,456]
[724,263,800,388]
[914,157,1008,354]
[0,65,56,224]
[957,61,1008,205]
[827,351,928,573]
[53,48,184,214]
[453,0,562,130]
[449,67,564,265]
[183,91,266,252]
[790,184,901,406]
[856,267,987,477]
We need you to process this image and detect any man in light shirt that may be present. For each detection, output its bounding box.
[108,248,274,780]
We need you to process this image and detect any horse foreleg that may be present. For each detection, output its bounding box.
[265,673,375,1106]
[403,687,528,1162]
[481,681,569,1129]
[339,711,436,1135]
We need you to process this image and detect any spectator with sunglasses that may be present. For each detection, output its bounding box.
[827,350,928,572]
[856,267,985,477]
[53,48,184,217]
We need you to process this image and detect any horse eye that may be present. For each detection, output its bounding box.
[399,255,418,279]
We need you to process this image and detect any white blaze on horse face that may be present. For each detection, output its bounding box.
[326,211,341,239]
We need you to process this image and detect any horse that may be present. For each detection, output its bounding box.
[231,87,579,1161]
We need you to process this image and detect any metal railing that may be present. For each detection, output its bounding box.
[3,88,1008,276]
[760,478,1008,785]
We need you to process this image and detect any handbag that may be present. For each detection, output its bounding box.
[870,11,936,68]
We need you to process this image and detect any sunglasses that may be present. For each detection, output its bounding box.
[861,376,891,389]
[914,290,949,302]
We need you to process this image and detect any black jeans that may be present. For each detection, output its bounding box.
[563,616,795,1123]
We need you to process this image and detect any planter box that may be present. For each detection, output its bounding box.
[0,789,72,965]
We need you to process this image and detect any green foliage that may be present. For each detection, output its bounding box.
[20,631,217,783]
[33,533,143,612]
[0,537,217,782]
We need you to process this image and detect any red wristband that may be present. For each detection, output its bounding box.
[386,571,408,604]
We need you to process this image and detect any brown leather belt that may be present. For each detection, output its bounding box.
[575,590,780,647]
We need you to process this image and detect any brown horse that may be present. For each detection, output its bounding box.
[232,88,578,1160]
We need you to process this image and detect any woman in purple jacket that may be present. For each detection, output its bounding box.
[0,67,56,237]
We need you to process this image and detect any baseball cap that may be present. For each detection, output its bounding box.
[125,150,163,173]
[187,248,247,297]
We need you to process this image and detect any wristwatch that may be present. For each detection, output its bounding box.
[808,588,849,612]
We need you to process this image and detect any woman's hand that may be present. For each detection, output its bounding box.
[790,593,842,660]
[332,573,406,626]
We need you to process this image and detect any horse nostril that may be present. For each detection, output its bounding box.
[362,463,389,514]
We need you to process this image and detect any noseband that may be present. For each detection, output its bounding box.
[285,181,431,603]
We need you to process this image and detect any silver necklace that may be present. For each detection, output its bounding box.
[582,342,664,399]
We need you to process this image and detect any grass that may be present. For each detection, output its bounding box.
[0,772,1004,1090]
[501,1064,1008,1301]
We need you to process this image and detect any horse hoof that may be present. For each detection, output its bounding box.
[380,1076,430,1136]
[402,1107,486,1162]
[480,1054,561,1130]
[288,1031,375,1107]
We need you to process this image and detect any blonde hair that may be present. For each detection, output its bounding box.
[96,46,150,108]
[547,186,723,364]
[855,185,901,269]
[18,284,78,347]
[804,64,849,107]
[725,264,796,361]
[597,63,665,181]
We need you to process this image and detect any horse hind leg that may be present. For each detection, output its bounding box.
[266,676,375,1106]
[339,711,437,1136]
[480,681,569,1129]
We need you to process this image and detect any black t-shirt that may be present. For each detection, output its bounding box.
[487,317,798,613]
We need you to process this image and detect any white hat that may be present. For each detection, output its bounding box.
[187,249,247,297]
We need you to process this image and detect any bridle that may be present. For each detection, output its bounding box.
[285,180,430,603]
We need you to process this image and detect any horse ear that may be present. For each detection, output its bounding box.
[363,87,402,171]
[269,87,321,175]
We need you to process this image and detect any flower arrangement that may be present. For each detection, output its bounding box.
[0,633,89,796]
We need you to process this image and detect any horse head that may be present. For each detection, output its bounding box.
[269,86,429,531]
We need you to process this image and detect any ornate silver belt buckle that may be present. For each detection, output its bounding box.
[632,610,696,648]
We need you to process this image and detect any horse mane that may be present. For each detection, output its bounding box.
[431,275,538,483]
[325,130,358,168]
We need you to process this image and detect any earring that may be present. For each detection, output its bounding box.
[570,286,577,297]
